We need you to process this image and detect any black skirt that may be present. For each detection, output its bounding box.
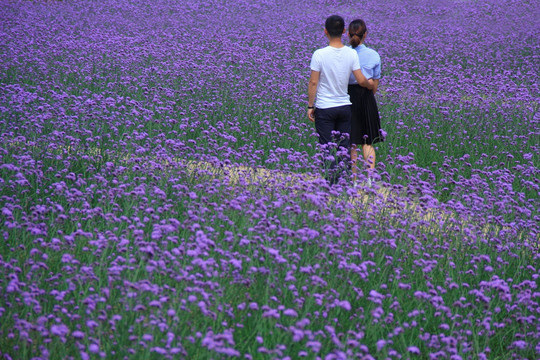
[348,84,383,145]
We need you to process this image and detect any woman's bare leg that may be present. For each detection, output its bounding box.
[362,144,376,179]
[362,144,375,185]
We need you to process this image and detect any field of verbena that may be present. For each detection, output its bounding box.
[1,0,539,359]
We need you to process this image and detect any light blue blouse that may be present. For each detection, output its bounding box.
[349,44,381,84]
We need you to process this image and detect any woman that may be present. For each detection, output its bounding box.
[347,19,383,185]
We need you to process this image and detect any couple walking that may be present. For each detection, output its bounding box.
[307,15,383,186]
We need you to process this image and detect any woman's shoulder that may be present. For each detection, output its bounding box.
[365,46,380,58]
[363,46,381,64]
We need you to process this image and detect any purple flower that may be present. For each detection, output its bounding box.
[336,300,351,311]
[511,340,527,350]
[51,324,69,337]
[283,309,298,317]
[72,331,85,339]
[88,344,99,353]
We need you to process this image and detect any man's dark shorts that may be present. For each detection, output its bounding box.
[314,104,351,149]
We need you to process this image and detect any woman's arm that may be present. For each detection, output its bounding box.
[372,58,381,94]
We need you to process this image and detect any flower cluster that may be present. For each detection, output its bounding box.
[0,0,538,359]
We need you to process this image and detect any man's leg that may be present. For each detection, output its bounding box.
[333,105,352,183]
[314,107,339,184]
[351,144,359,177]
[314,108,335,145]
[334,105,351,149]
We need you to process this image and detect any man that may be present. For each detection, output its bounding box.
[307,15,373,185]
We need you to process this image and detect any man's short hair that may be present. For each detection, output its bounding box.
[325,15,345,37]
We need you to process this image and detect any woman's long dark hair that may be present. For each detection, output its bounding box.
[349,19,367,48]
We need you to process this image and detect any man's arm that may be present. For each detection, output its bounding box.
[372,79,379,94]
[307,70,320,122]
[352,69,374,90]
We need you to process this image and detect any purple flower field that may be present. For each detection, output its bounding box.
[0,0,539,359]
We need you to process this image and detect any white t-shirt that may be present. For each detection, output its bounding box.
[310,46,361,109]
